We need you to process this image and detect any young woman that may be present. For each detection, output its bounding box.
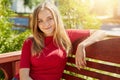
[14,1,107,80]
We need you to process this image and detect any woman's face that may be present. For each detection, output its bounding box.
[37,9,55,36]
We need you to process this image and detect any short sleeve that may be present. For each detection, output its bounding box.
[20,38,32,68]
[67,29,90,43]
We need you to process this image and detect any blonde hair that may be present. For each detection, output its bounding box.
[31,1,71,56]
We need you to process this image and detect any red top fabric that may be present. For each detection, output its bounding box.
[16,29,90,80]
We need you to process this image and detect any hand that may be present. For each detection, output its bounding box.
[75,44,86,70]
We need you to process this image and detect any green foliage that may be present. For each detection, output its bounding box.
[0,0,14,31]
[0,0,13,17]
[56,0,101,29]
[0,70,4,79]
[0,0,31,54]
[0,30,31,53]
[82,15,101,29]
[24,0,44,8]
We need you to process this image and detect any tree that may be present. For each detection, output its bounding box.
[0,0,31,54]
[24,0,44,9]
[56,0,101,29]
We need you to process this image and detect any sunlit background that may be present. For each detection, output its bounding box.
[11,0,120,18]
[10,0,120,31]
[82,0,119,18]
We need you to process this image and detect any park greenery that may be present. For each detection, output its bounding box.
[57,0,101,29]
[0,0,31,54]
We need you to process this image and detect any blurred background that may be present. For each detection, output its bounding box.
[10,0,120,30]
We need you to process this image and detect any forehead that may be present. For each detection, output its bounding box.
[38,9,53,19]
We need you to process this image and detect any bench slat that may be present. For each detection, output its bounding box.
[64,65,120,80]
[87,61,120,74]
[62,73,83,80]
[67,57,120,74]
[0,51,21,64]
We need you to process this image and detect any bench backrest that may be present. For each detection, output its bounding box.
[62,37,120,80]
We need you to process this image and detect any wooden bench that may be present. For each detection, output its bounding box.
[0,37,120,80]
[0,51,21,80]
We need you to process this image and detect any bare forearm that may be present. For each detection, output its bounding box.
[20,68,33,80]
[75,30,114,70]
[79,30,106,47]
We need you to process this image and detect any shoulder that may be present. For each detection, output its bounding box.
[23,36,33,45]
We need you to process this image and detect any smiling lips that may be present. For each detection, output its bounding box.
[44,26,52,30]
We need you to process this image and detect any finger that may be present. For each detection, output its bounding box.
[78,59,86,68]
[81,54,87,65]
[75,56,86,69]
[76,59,85,69]
[75,59,81,70]
[79,61,86,68]
[82,57,87,66]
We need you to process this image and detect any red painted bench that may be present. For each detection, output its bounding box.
[0,51,21,80]
[0,37,120,80]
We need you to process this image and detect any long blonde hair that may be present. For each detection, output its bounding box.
[31,1,71,56]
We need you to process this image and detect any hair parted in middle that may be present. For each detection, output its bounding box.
[31,1,72,56]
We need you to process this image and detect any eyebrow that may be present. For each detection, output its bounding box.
[38,15,53,20]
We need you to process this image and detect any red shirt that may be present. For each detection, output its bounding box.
[17,29,90,80]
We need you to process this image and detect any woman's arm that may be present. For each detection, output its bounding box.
[75,30,106,70]
[19,38,33,80]
[20,68,33,80]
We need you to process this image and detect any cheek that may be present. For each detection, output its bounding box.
[38,25,41,29]
[38,25,43,31]
[50,20,55,25]
[51,21,56,29]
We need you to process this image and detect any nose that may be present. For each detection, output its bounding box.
[43,21,49,27]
